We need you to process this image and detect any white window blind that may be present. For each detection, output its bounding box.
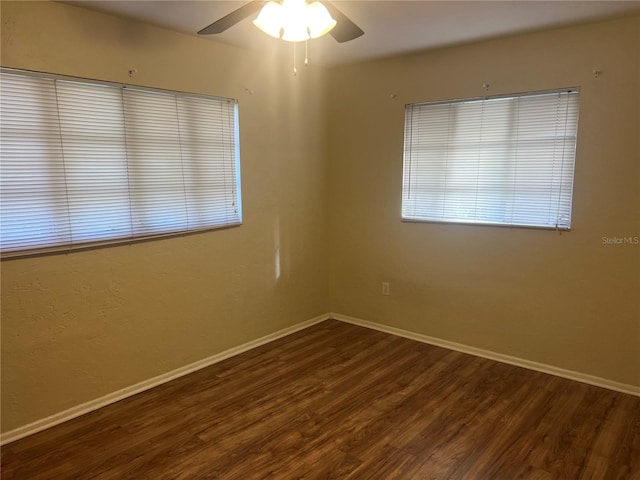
[1,69,241,256]
[402,90,580,229]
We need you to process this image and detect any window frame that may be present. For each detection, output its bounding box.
[0,68,242,259]
[401,88,580,231]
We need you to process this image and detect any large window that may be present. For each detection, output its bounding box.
[402,89,580,229]
[0,69,242,257]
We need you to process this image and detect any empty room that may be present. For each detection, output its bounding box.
[1,0,639,478]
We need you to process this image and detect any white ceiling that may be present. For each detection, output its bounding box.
[69,1,640,67]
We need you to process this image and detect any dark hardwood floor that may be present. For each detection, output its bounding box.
[2,319,639,479]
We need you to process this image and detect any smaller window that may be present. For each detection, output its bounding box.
[402,89,580,229]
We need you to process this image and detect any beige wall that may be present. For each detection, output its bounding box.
[1,0,639,436]
[327,16,640,387]
[0,1,329,432]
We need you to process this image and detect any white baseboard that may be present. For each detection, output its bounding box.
[0,313,330,446]
[4,311,637,445]
[331,312,640,397]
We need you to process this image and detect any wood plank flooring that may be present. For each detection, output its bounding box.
[2,319,639,479]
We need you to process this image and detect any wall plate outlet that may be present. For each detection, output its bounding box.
[382,282,390,295]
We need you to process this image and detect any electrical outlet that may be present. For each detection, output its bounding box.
[382,282,390,296]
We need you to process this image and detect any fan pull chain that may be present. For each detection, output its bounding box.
[293,41,310,76]
[293,42,297,76]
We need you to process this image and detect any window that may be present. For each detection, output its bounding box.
[0,69,241,257]
[402,89,580,229]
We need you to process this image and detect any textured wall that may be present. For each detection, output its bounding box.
[2,1,639,436]
[0,1,329,432]
[327,16,640,387]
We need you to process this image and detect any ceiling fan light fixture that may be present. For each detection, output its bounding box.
[252,1,283,38]
[306,2,337,39]
[253,0,337,42]
[199,0,362,44]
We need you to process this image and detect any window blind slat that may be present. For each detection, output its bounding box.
[402,90,579,229]
[0,69,242,256]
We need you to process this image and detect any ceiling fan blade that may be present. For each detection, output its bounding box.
[323,1,364,43]
[198,1,266,35]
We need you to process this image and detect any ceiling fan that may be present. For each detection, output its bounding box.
[197,0,364,43]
